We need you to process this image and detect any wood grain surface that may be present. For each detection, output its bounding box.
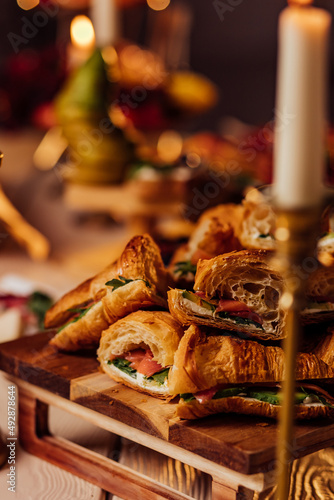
[0,373,110,500]
[1,332,334,478]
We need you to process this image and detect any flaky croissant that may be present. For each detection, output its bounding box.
[168,326,334,395]
[237,190,276,251]
[47,234,168,351]
[168,250,286,341]
[98,311,184,398]
[302,265,334,324]
[169,204,243,287]
[170,325,334,420]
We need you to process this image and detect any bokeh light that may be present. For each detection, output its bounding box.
[157,131,183,163]
[147,0,170,12]
[70,15,95,49]
[17,0,39,10]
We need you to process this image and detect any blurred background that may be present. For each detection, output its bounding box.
[1,0,334,334]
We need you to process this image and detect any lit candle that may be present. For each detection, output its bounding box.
[273,1,331,209]
[91,0,119,48]
[67,15,95,70]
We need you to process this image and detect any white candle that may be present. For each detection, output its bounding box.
[91,0,119,48]
[273,4,331,209]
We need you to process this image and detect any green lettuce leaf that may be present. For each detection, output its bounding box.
[57,305,93,333]
[105,276,151,291]
[109,358,137,379]
[146,368,170,385]
[174,261,197,277]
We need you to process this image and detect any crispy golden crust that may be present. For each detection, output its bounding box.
[187,204,243,259]
[313,327,334,368]
[114,234,168,298]
[238,193,277,250]
[98,310,184,368]
[49,301,109,351]
[45,234,168,329]
[168,204,244,287]
[45,277,93,328]
[102,280,167,323]
[301,266,334,324]
[306,266,334,299]
[176,396,334,420]
[168,250,285,340]
[98,310,184,398]
[168,326,334,395]
[198,204,244,233]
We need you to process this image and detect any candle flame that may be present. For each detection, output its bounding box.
[288,0,313,6]
[70,16,95,50]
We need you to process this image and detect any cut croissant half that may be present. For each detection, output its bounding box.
[47,234,168,351]
[168,250,285,341]
[49,301,109,351]
[98,311,184,398]
[169,325,334,420]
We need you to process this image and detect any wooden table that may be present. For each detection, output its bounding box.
[1,333,334,499]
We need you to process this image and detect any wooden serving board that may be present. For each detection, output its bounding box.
[1,332,334,475]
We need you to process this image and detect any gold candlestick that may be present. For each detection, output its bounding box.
[273,207,321,500]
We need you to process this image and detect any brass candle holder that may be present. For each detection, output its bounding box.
[272,206,322,500]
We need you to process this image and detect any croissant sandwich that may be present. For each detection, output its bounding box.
[312,327,334,369]
[97,311,184,398]
[169,204,243,288]
[46,234,168,351]
[302,266,334,324]
[168,249,286,341]
[239,190,334,265]
[237,189,276,251]
[169,326,334,420]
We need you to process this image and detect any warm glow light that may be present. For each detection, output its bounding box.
[147,0,170,11]
[17,0,39,10]
[70,16,95,49]
[157,131,183,163]
[288,0,313,6]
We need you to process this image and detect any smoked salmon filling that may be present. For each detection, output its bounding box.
[181,290,264,329]
[108,348,170,386]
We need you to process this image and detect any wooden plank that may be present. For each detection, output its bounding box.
[0,331,99,398]
[71,372,177,440]
[169,412,334,474]
[17,389,193,500]
[0,372,108,500]
[2,333,334,476]
[11,378,273,493]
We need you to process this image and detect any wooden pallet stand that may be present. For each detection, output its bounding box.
[1,333,334,500]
